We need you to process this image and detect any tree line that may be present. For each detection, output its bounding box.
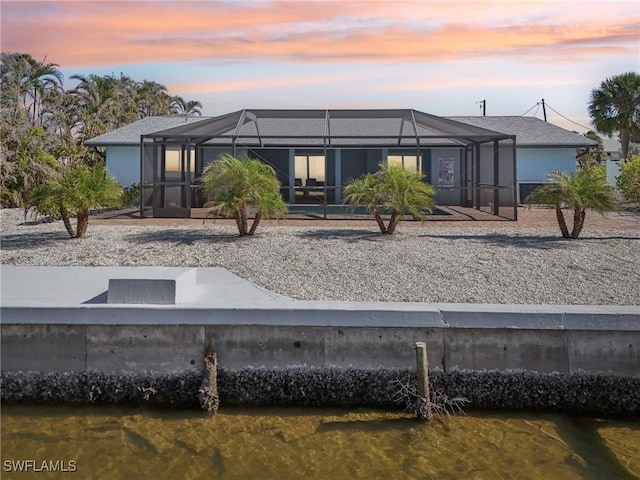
[0,52,203,208]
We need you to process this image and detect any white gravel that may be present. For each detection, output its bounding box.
[1,209,639,305]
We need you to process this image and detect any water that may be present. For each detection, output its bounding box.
[1,405,638,479]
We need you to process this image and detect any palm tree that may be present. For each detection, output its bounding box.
[202,153,287,236]
[588,72,640,160]
[70,73,119,139]
[0,53,63,126]
[136,80,173,117]
[344,163,435,234]
[525,166,617,239]
[29,165,123,238]
[171,96,203,117]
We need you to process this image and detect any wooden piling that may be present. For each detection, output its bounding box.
[199,337,219,414]
[415,341,432,421]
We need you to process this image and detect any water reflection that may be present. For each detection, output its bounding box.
[1,405,638,479]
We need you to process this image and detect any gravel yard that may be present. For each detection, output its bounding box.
[1,209,639,305]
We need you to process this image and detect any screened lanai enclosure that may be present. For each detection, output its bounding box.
[140,109,517,219]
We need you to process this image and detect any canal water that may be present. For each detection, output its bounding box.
[1,405,638,479]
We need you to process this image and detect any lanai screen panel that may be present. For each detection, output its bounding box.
[143,109,517,219]
[141,140,156,217]
[497,139,517,219]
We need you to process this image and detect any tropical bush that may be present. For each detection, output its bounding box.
[344,163,435,235]
[616,155,640,203]
[525,166,617,239]
[29,165,123,238]
[202,153,287,236]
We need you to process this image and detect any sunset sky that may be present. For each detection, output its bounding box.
[2,0,638,132]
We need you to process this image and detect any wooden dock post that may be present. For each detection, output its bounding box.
[199,337,219,414]
[415,342,432,421]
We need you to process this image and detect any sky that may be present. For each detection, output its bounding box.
[1,0,638,132]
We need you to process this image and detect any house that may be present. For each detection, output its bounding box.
[85,116,206,187]
[447,116,596,203]
[86,109,596,219]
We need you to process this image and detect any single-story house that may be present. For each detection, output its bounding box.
[446,116,597,203]
[86,109,596,219]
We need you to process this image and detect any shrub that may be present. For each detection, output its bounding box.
[616,155,640,203]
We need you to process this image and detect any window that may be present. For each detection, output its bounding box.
[164,146,195,173]
[388,154,421,173]
[295,154,325,185]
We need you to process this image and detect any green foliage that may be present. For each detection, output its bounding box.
[616,155,640,203]
[0,119,59,207]
[202,153,287,236]
[344,163,435,234]
[578,131,604,166]
[588,72,640,160]
[525,166,617,239]
[122,183,141,206]
[29,165,123,238]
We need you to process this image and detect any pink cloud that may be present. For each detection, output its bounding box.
[1,1,637,67]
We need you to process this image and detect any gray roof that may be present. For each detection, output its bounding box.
[147,109,512,148]
[601,137,621,153]
[85,116,210,146]
[448,116,597,148]
[86,112,596,149]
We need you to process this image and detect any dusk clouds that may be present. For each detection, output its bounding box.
[2,0,638,129]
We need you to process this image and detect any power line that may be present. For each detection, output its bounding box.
[520,103,538,116]
[520,101,592,132]
[543,102,593,132]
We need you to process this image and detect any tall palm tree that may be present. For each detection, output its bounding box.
[137,80,173,117]
[344,163,435,235]
[29,165,123,238]
[0,53,63,126]
[588,72,640,161]
[171,96,203,117]
[202,153,287,236]
[525,166,617,239]
[70,73,119,139]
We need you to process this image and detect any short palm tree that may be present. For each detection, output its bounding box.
[202,153,287,236]
[525,166,617,239]
[29,165,123,238]
[344,163,435,234]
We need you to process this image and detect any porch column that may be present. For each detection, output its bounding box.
[288,148,295,203]
[334,149,342,203]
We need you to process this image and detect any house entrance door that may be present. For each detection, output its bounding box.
[153,145,194,218]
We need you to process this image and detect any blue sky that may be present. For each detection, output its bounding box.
[2,0,638,132]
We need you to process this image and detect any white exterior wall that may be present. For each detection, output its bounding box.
[516,147,576,183]
[606,159,622,188]
[106,146,140,187]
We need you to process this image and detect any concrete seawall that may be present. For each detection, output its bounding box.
[1,266,638,377]
[2,308,638,377]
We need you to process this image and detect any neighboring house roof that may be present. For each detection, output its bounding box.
[85,116,210,146]
[448,116,597,148]
[601,137,621,154]
[147,109,511,148]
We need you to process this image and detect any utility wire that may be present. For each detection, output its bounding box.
[520,103,539,116]
[543,102,593,132]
